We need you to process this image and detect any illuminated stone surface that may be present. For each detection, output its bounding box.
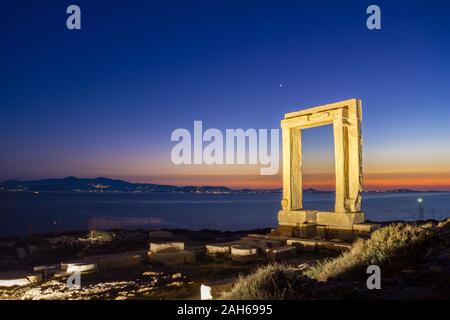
[206,242,237,255]
[230,245,258,263]
[239,237,283,251]
[279,99,364,228]
[33,265,59,280]
[148,250,196,265]
[265,246,297,260]
[316,212,365,227]
[286,239,318,252]
[0,271,42,287]
[85,252,142,270]
[206,240,259,255]
[61,260,98,273]
[149,241,185,253]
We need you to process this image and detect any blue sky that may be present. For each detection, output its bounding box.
[1,0,449,189]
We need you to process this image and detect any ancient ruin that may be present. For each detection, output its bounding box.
[0,99,377,298]
[273,98,370,238]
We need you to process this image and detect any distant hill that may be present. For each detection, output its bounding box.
[303,188,333,194]
[367,189,445,193]
[1,177,445,194]
[0,177,280,194]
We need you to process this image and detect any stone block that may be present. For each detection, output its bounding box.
[278,210,317,226]
[0,271,42,287]
[33,264,60,280]
[61,260,98,273]
[206,240,259,255]
[149,241,184,253]
[265,246,297,260]
[316,225,326,238]
[85,253,142,270]
[246,233,291,242]
[316,212,365,227]
[273,224,317,238]
[353,223,379,233]
[286,239,318,252]
[299,224,317,238]
[317,240,352,252]
[332,242,353,251]
[316,223,375,241]
[240,237,283,251]
[148,250,196,266]
[231,245,258,263]
[206,242,237,255]
[272,225,296,237]
[320,226,355,241]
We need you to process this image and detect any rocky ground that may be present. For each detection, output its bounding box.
[1,220,449,300]
[0,228,332,300]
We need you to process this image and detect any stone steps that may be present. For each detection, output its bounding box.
[271,223,379,241]
[287,238,353,252]
[204,232,353,263]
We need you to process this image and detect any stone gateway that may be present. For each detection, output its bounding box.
[276,99,366,234]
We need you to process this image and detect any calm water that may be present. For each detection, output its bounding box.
[0,192,449,237]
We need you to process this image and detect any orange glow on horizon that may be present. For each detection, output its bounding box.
[116,174,450,191]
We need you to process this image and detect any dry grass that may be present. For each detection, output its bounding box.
[220,263,304,300]
[219,220,449,300]
[304,222,436,281]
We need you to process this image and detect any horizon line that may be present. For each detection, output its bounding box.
[1,175,450,192]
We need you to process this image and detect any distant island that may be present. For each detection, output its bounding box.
[0,177,446,194]
[0,176,280,194]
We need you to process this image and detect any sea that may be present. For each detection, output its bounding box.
[0,191,449,237]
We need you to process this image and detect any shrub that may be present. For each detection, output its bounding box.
[220,220,449,300]
[220,263,304,300]
[305,222,436,281]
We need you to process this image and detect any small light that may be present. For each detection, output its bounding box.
[417,198,423,203]
[200,284,212,300]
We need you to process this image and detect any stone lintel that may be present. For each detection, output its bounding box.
[284,99,360,119]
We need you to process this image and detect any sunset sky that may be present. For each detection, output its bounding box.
[1,0,450,191]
